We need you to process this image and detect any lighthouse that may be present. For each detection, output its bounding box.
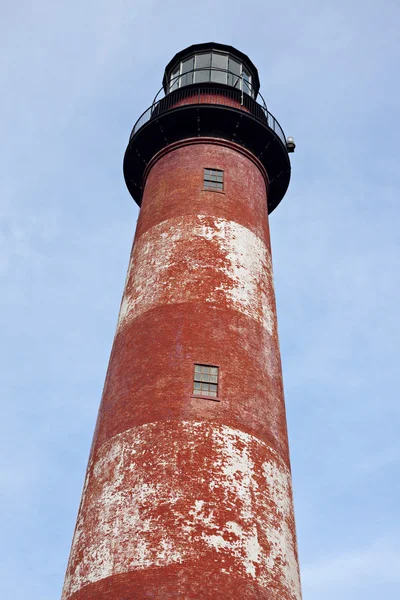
[62,42,301,600]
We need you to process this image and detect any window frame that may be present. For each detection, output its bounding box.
[192,363,220,401]
[203,168,224,192]
[194,52,212,84]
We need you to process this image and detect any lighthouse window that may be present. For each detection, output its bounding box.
[211,53,228,84]
[242,67,252,95]
[195,53,211,83]
[193,365,219,398]
[170,66,180,91]
[227,57,241,88]
[204,168,224,191]
[181,57,194,86]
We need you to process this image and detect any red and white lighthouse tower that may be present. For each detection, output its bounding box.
[62,43,301,600]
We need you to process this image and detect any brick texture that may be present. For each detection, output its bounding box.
[61,139,302,600]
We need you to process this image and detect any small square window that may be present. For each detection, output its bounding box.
[204,168,224,191]
[193,364,219,398]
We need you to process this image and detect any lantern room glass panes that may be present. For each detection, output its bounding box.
[170,67,180,91]
[193,364,219,398]
[227,57,241,88]
[211,53,228,84]
[195,53,211,83]
[181,57,194,86]
[242,67,251,95]
[168,51,254,97]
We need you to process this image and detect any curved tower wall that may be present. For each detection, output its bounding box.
[62,44,302,600]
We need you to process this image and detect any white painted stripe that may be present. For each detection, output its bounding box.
[117,216,276,335]
[62,422,302,599]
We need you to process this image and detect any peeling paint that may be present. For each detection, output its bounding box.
[62,421,301,600]
[117,216,275,335]
[62,139,301,600]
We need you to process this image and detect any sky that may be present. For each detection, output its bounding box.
[1,0,399,598]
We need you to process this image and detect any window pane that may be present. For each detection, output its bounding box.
[204,181,223,190]
[228,57,241,75]
[193,364,219,397]
[228,57,241,87]
[181,72,193,86]
[204,169,222,178]
[194,53,211,83]
[211,53,227,84]
[243,68,252,95]
[195,69,210,83]
[182,57,194,73]
[211,70,227,84]
[204,169,223,190]
[170,68,180,91]
[196,53,211,68]
[206,182,222,190]
[181,58,194,86]
[212,53,228,70]
[243,80,252,95]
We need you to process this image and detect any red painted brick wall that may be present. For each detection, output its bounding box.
[62,139,302,600]
[168,91,251,114]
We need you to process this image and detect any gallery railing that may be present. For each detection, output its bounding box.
[129,69,287,148]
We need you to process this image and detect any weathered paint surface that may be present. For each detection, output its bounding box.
[118,215,275,334]
[62,139,302,599]
[63,422,301,600]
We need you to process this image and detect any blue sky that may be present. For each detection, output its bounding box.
[1,1,399,598]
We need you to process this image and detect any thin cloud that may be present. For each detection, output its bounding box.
[303,538,400,594]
